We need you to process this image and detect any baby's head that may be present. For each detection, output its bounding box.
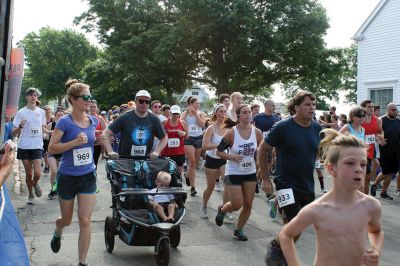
[156,171,172,188]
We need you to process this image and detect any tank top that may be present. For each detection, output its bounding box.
[161,119,185,156]
[362,115,378,159]
[205,125,224,159]
[185,111,203,137]
[226,126,257,175]
[348,123,365,141]
[380,116,400,153]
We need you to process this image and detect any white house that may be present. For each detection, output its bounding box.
[178,85,210,110]
[353,0,400,114]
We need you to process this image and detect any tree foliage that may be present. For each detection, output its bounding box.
[76,0,339,103]
[18,27,98,105]
[340,44,357,104]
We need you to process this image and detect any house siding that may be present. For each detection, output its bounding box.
[357,0,400,106]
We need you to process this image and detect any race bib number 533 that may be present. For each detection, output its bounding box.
[276,188,295,208]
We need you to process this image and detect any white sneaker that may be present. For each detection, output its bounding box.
[224,212,234,224]
[214,182,223,192]
[27,195,34,205]
[321,188,327,194]
[200,206,209,219]
[394,190,400,197]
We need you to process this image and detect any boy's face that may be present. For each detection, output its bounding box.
[328,147,367,190]
[156,177,169,188]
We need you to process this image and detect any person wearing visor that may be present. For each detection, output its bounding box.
[104,90,167,159]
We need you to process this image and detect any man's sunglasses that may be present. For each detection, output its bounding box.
[77,95,94,102]
[354,114,365,118]
[138,99,151,104]
[153,105,162,108]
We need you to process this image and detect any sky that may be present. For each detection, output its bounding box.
[12,0,382,112]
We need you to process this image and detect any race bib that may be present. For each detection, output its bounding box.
[365,134,376,144]
[29,127,40,137]
[263,131,269,139]
[314,160,321,169]
[239,157,254,171]
[135,130,145,140]
[189,124,200,134]
[276,188,295,208]
[73,147,93,166]
[131,145,147,156]
[168,138,180,148]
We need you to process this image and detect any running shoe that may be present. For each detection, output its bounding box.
[43,166,50,173]
[215,204,225,226]
[78,263,88,266]
[200,206,209,219]
[50,230,62,253]
[184,172,190,186]
[190,187,197,196]
[27,195,34,205]
[381,192,393,200]
[370,184,377,196]
[224,212,234,224]
[214,182,223,192]
[234,229,248,241]
[255,182,260,194]
[34,184,42,197]
[376,184,383,190]
[269,200,277,219]
[48,190,57,200]
[265,242,288,266]
[321,188,327,194]
[393,190,400,197]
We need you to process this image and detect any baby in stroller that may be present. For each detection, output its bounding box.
[148,171,178,222]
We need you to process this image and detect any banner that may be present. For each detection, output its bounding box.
[0,186,29,265]
[6,48,24,117]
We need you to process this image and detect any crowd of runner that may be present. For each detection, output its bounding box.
[4,82,399,265]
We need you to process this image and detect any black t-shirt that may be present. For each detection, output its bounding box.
[265,117,322,193]
[380,116,400,154]
[108,110,166,157]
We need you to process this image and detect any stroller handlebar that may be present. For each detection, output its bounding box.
[116,187,187,197]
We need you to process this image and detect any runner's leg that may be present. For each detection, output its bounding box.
[77,193,96,264]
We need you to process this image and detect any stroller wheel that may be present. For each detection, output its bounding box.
[105,216,116,253]
[170,225,181,248]
[155,237,170,266]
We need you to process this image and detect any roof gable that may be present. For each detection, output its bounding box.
[352,0,389,41]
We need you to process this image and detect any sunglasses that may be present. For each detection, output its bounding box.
[153,105,162,108]
[138,99,151,104]
[77,95,94,102]
[354,114,365,118]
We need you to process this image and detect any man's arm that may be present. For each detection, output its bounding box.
[257,140,274,194]
[0,144,15,186]
[103,128,116,155]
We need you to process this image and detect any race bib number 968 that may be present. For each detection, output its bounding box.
[131,145,147,156]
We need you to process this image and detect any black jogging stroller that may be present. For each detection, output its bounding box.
[104,156,187,266]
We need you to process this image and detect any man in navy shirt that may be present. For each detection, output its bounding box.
[253,99,281,139]
[258,92,322,265]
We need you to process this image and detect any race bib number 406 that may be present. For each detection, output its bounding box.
[73,147,93,166]
[131,145,147,156]
[239,158,254,171]
[276,188,295,208]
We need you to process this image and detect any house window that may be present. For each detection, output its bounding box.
[370,88,393,115]
[192,91,199,95]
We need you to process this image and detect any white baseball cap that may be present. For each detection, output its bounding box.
[170,105,181,114]
[135,90,151,98]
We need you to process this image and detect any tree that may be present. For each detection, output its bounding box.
[77,0,337,101]
[18,27,98,105]
[341,44,357,104]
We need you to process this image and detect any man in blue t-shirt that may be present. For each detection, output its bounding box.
[257,92,322,265]
[104,90,167,159]
[253,99,281,139]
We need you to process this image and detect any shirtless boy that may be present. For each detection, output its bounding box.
[279,129,384,266]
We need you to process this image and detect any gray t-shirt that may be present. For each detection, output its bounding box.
[108,110,166,157]
[265,117,322,194]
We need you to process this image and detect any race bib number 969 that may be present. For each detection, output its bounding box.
[276,188,295,208]
[73,147,93,166]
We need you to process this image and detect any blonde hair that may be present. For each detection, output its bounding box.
[157,171,171,184]
[65,79,90,105]
[320,129,367,166]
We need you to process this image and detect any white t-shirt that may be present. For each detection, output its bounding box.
[148,188,174,203]
[13,106,46,149]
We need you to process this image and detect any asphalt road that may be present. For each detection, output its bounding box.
[5,159,400,266]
